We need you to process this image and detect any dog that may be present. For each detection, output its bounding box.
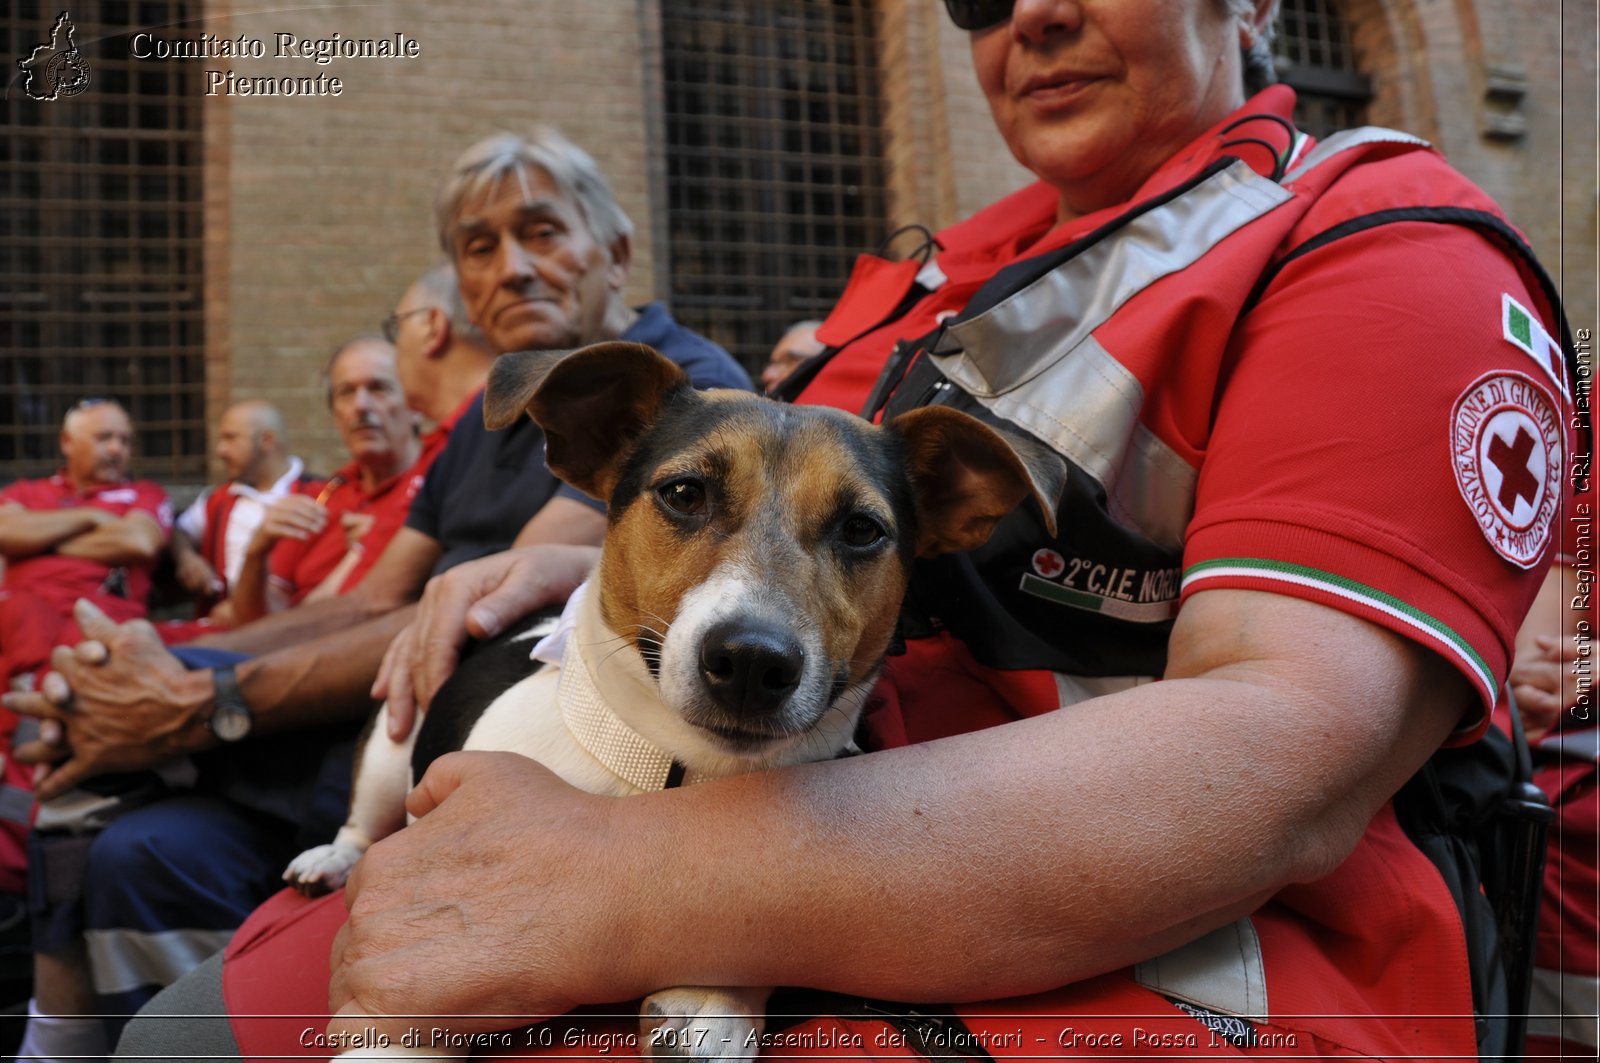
[284,340,1064,1060]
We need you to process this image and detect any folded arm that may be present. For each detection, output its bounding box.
[53,510,165,567]
[331,588,1468,1032]
[0,503,114,559]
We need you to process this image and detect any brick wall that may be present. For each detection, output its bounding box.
[197,0,1590,477]
[1342,0,1594,331]
[202,0,657,477]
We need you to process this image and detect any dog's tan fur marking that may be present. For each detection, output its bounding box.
[598,410,906,692]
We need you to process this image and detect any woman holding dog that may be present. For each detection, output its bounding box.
[116,0,1574,1057]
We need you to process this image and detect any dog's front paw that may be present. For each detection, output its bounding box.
[641,986,768,1063]
[282,842,363,896]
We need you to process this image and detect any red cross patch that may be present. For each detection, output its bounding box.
[1451,372,1563,569]
[1031,548,1066,579]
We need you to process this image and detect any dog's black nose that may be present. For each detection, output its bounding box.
[698,621,804,717]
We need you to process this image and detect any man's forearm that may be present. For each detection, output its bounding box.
[0,508,106,558]
[190,581,385,654]
[54,520,161,566]
[236,605,416,730]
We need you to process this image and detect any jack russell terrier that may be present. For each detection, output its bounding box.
[285,340,1064,1060]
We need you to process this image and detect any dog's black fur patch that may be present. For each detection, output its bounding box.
[410,607,562,781]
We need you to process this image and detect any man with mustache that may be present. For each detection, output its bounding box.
[227,337,427,623]
[7,128,746,1060]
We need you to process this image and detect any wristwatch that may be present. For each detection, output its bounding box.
[210,665,254,742]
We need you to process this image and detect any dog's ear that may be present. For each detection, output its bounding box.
[483,349,566,430]
[889,406,1066,558]
[484,342,688,499]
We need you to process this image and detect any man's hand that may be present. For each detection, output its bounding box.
[1,599,214,798]
[175,550,223,597]
[340,512,376,550]
[372,544,598,741]
[327,752,631,1047]
[249,495,330,554]
[1510,633,1576,740]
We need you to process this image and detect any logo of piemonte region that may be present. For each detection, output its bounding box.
[1451,370,1563,570]
[18,11,92,102]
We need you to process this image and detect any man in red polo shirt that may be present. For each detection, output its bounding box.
[230,266,496,622]
[0,399,170,893]
[0,400,171,692]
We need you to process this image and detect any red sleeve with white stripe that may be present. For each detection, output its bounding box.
[1182,222,1574,730]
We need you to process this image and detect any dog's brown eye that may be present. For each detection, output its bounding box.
[841,515,886,549]
[658,480,706,516]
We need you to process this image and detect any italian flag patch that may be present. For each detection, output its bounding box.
[1502,293,1569,400]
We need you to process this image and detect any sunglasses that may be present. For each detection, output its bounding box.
[943,0,1014,30]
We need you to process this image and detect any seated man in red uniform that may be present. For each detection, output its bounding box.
[0,399,170,891]
[0,400,171,690]
[231,267,496,623]
[169,400,310,626]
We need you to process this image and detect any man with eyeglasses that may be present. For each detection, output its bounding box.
[228,272,497,624]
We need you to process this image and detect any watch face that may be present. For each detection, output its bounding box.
[212,706,251,742]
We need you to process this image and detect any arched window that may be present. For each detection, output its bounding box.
[1273,0,1373,138]
[659,0,888,376]
[1,2,206,483]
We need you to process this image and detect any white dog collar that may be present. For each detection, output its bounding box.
[556,636,703,792]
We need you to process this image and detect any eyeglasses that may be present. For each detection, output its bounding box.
[380,307,433,343]
[942,0,1014,30]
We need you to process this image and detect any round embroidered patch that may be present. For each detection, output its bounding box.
[1451,371,1563,569]
[1031,548,1065,578]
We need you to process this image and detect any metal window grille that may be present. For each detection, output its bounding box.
[660,0,887,378]
[1,0,205,484]
[1273,0,1372,139]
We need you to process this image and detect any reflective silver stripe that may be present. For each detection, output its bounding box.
[960,336,1198,546]
[1053,672,1155,709]
[1134,918,1269,1022]
[1539,728,1600,762]
[1019,572,1180,622]
[86,926,235,995]
[0,784,32,826]
[934,160,1290,398]
[929,161,1288,547]
[2,722,39,821]
[1282,127,1430,184]
[1528,966,1599,1049]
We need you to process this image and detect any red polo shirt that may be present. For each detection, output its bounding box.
[0,473,172,613]
[268,403,461,603]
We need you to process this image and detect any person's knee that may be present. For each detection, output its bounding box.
[84,807,180,899]
[114,952,240,1060]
